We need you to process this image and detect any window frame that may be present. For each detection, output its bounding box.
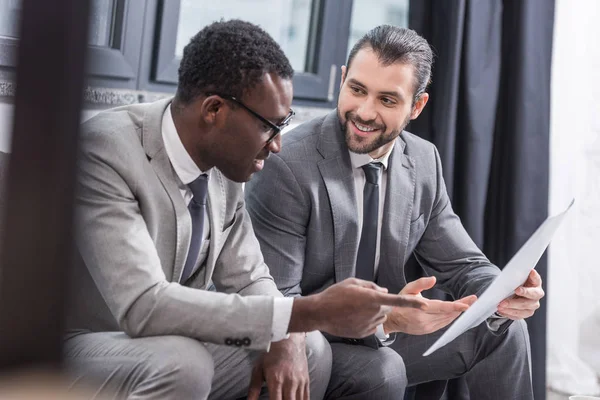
[137,0,353,107]
[0,0,356,108]
[0,0,146,89]
[84,0,146,89]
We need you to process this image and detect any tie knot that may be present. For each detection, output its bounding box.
[188,174,208,205]
[361,162,382,185]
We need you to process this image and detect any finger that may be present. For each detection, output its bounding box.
[247,362,264,400]
[499,298,541,311]
[496,308,534,320]
[283,381,296,400]
[515,285,544,300]
[298,380,309,400]
[454,295,478,306]
[353,279,389,293]
[524,269,542,287]
[515,286,544,300]
[421,298,471,313]
[401,276,436,295]
[266,379,283,400]
[375,293,427,309]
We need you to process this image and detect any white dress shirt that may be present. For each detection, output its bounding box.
[161,103,292,342]
[349,145,394,342]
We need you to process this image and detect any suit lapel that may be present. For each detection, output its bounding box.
[317,111,360,282]
[142,98,191,282]
[377,137,415,292]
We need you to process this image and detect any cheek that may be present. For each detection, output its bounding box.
[384,106,412,129]
[337,92,357,116]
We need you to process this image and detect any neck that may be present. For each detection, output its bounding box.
[368,140,395,160]
[170,102,213,171]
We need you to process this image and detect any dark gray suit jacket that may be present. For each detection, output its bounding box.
[246,110,501,315]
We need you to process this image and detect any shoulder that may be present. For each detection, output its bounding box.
[401,130,437,158]
[81,103,148,144]
[400,130,442,171]
[278,113,328,158]
[78,103,153,165]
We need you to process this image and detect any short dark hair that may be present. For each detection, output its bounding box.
[176,19,294,104]
[347,25,433,101]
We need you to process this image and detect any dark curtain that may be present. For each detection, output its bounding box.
[407,1,555,399]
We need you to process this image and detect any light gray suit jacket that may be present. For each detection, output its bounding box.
[68,98,281,351]
[246,110,501,306]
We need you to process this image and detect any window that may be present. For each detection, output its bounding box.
[347,0,409,56]
[140,0,352,105]
[1,0,404,107]
[0,0,20,40]
[0,0,145,88]
[174,0,313,73]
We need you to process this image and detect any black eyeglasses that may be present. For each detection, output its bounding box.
[209,93,295,145]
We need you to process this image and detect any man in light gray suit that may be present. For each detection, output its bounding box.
[246,26,545,399]
[65,20,425,400]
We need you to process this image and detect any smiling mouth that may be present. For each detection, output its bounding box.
[351,120,382,136]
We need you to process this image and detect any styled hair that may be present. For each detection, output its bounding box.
[347,25,433,100]
[176,19,294,104]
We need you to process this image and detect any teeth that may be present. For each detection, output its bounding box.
[354,121,376,132]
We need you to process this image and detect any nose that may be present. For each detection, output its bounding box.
[355,98,377,122]
[265,133,281,154]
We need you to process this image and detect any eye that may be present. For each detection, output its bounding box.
[381,97,396,106]
[350,86,365,95]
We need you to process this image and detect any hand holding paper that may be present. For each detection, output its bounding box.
[497,269,545,320]
[423,200,574,357]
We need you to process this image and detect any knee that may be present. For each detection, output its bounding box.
[351,348,407,396]
[144,336,214,399]
[504,319,531,353]
[305,331,332,398]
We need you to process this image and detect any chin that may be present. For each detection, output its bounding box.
[219,169,248,183]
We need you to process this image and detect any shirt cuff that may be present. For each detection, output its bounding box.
[271,297,294,342]
[486,311,509,332]
[374,324,396,347]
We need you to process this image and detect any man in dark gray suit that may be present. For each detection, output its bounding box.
[66,20,424,400]
[246,26,545,399]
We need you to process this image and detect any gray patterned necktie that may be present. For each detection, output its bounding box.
[355,162,382,281]
[180,174,209,283]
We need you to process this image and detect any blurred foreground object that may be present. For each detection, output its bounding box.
[0,0,90,386]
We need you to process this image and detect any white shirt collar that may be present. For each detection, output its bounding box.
[348,141,395,170]
[161,102,211,184]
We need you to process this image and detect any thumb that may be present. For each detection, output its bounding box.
[247,358,264,400]
[401,276,436,295]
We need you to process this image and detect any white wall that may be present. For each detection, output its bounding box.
[548,0,600,394]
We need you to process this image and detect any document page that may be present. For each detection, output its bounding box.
[423,200,574,356]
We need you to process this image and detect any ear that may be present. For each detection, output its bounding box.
[339,65,347,91]
[199,95,227,126]
[410,92,429,120]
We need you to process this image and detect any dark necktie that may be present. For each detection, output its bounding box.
[180,174,209,283]
[355,162,382,281]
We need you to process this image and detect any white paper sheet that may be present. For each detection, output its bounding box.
[423,199,575,357]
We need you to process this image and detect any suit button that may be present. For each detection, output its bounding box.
[242,337,251,346]
[234,339,243,347]
[225,338,233,346]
